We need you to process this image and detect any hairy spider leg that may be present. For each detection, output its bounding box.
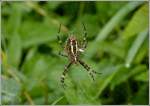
[82,22,88,49]
[78,60,101,81]
[60,62,72,88]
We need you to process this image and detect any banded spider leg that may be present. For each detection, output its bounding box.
[60,62,72,88]
[78,59,101,81]
[78,22,88,53]
[57,24,69,88]
[82,22,88,50]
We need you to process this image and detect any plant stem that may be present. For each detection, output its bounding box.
[23,91,35,105]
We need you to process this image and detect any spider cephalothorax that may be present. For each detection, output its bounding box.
[57,23,101,87]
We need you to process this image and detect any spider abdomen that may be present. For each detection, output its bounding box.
[65,36,79,63]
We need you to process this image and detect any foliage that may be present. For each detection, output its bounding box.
[1,1,149,105]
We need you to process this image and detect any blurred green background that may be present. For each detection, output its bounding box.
[1,1,149,105]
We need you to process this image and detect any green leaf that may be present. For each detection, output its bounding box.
[21,51,66,92]
[64,85,98,104]
[20,19,58,48]
[7,34,22,68]
[110,65,147,90]
[134,71,148,82]
[1,76,21,104]
[125,28,148,68]
[134,39,148,64]
[4,3,23,38]
[123,4,149,38]
[6,3,23,68]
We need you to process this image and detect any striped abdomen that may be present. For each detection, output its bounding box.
[65,36,79,63]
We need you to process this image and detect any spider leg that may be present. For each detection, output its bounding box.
[57,24,64,48]
[82,22,88,49]
[57,24,66,57]
[57,35,64,48]
[78,60,101,81]
[60,62,72,88]
[57,35,63,46]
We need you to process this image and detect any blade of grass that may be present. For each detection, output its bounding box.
[125,28,148,68]
[51,96,64,105]
[96,1,143,41]
[95,64,123,99]
[8,34,22,68]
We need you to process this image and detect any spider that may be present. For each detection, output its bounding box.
[57,23,101,88]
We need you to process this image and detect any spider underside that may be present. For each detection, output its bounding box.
[57,23,101,88]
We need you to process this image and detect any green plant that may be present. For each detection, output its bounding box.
[1,1,149,105]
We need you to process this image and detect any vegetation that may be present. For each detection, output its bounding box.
[1,1,149,105]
